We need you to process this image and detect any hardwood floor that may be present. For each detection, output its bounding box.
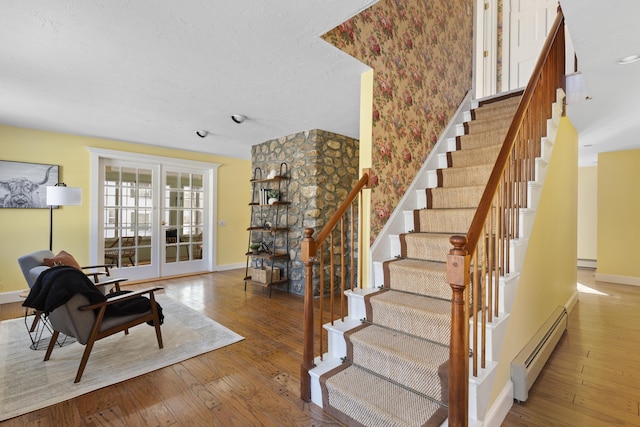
[503,268,640,426]
[3,267,639,426]
[0,269,341,427]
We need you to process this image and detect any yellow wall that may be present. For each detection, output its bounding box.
[360,69,373,287]
[577,166,597,262]
[490,117,578,402]
[0,124,250,294]
[597,149,640,280]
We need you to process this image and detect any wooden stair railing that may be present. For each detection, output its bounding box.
[446,7,566,426]
[300,169,371,401]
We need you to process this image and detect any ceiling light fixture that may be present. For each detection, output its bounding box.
[195,130,209,138]
[231,114,246,124]
[616,54,640,65]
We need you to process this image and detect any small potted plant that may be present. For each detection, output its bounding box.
[249,242,260,255]
[267,189,279,204]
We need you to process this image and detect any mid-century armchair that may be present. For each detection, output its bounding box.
[18,250,127,348]
[22,266,163,382]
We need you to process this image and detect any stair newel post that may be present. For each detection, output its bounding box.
[447,235,470,426]
[300,227,317,402]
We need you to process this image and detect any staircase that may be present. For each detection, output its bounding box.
[302,10,567,423]
[313,94,523,426]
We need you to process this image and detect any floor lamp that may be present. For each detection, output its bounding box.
[47,183,82,251]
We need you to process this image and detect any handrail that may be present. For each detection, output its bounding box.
[300,169,371,401]
[466,9,565,253]
[446,7,565,425]
[315,172,371,246]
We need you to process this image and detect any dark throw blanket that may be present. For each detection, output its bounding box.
[23,266,163,325]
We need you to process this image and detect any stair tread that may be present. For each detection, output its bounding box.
[414,207,475,234]
[371,290,450,314]
[388,257,447,271]
[398,233,452,263]
[384,258,450,297]
[448,144,501,168]
[346,324,449,400]
[323,364,448,427]
[368,290,451,345]
[350,324,449,366]
[427,185,485,209]
[437,163,494,188]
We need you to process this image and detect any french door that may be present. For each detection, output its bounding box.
[90,149,218,281]
[160,167,207,276]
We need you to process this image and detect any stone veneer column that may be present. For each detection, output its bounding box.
[251,129,359,296]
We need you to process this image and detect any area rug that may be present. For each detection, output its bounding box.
[0,295,244,422]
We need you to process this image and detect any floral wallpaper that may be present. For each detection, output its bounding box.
[323,0,473,242]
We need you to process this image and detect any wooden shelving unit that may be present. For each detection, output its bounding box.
[244,163,290,296]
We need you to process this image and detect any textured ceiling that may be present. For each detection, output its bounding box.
[0,1,637,165]
[0,0,375,159]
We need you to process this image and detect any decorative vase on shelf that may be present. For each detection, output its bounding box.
[267,189,279,204]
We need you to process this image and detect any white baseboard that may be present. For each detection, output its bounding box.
[565,289,579,314]
[482,381,514,427]
[214,263,245,271]
[577,259,596,269]
[0,290,25,305]
[595,272,640,287]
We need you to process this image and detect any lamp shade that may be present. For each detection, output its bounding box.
[46,185,82,206]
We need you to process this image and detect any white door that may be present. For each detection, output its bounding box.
[160,167,208,276]
[101,160,158,280]
[506,0,558,90]
[475,0,498,98]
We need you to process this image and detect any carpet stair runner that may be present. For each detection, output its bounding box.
[320,94,522,426]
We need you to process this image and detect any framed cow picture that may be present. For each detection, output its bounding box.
[0,160,59,208]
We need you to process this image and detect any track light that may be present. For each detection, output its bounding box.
[231,114,246,124]
[195,130,209,138]
[616,54,640,65]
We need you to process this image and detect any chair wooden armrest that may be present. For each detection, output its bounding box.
[81,264,115,283]
[79,287,163,311]
[93,277,128,293]
[82,264,115,271]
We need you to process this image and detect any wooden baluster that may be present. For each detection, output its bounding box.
[340,217,345,320]
[330,232,335,323]
[350,202,355,291]
[319,242,325,356]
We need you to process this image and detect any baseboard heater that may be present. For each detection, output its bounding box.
[511,306,568,402]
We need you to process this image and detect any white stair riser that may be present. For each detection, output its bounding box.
[373,261,385,288]
[309,355,342,407]
[389,234,401,258]
[469,360,498,422]
[403,210,415,233]
[469,313,510,362]
[416,189,427,209]
[499,272,520,313]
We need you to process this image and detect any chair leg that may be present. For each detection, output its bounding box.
[44,330,60,361]
[29,310,42,332]
[154,320,163,349]
[149,294,163,349]
[75,339,96,383]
